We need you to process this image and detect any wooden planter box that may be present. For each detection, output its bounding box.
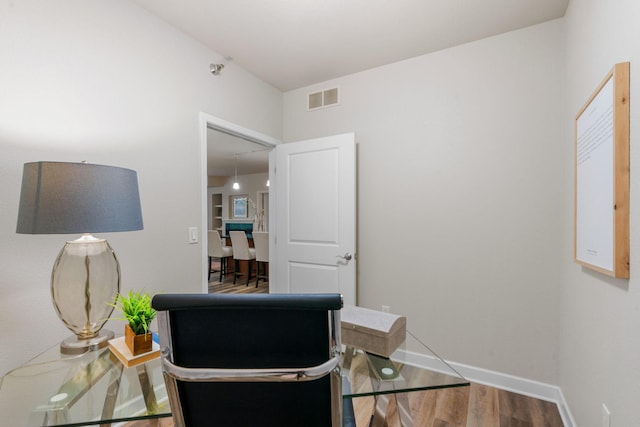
[124,324,153,356]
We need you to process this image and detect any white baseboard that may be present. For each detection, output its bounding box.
[397,349,576,427]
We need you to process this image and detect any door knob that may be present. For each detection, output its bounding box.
[337,252,353,261]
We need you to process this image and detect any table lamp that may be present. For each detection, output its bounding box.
[16,161,143,354]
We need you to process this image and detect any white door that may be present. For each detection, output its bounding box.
[272,133,356,305]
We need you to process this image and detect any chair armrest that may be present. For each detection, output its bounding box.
[161,355,340,383]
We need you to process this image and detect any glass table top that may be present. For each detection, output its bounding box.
[342,330,469,399]
[0,331,468,426]
[0,343,170,427]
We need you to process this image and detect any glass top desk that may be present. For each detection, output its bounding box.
[0,342,169,427]
[0,332,469,427]
[342,331,470,426]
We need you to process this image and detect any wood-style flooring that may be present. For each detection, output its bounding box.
[134,278,563,426]
[126,383,563,427]
[207,268,268,294]
[351,383,563,426]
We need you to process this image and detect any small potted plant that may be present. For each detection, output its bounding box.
[110,290,157,355]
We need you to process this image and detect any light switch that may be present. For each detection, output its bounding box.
[188,227,198,244]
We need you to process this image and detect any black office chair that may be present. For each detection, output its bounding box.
[152,293,346,427]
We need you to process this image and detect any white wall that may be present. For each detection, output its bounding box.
[284,20,565,384]
[0,0,281,375]
[561,1,640,425]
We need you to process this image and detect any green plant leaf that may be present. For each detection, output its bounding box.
[108,290,157,336]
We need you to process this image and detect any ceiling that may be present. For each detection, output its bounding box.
[207,127,272,176]
[132,0,569,92]
[133,0,569,175]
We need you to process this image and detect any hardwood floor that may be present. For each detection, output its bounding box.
[152,279,563,426]
[207,272,268,293]
[126,383,563,427]
[351,383,563,426]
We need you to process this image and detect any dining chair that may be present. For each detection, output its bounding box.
[229,230,256,286]
[207,230,233,282]
[253,231,269,286]
[152,293,345,427]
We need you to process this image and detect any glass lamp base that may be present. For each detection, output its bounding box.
[60,329,115,355]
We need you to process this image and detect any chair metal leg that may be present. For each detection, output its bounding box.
[233,259,239,284]
[256,260,261,288]
[208,256,212,281]
[245,259,253,286]
[232,258,255,286]
[255,261,268,287]
[219,257,225,282]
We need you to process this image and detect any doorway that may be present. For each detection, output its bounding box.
[200,113,280,292]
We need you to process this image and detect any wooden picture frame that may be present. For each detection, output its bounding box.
[574,62,630,278]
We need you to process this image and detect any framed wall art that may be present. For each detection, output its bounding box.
[574,62,630,278]
[230,195,248,219]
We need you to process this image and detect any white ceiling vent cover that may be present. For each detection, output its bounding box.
[308,87,339,111]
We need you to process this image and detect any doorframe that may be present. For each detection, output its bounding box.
[199,112,280,292]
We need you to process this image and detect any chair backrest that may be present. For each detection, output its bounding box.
[229,230,252,260]
[253,231,269,262]
[207,230,226,258]
[152,293,343,427]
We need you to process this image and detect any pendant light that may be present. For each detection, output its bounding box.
[232,156,240,190]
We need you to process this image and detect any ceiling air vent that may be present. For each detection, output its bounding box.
[308,87,339,111]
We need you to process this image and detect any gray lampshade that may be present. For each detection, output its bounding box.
[16,161,143,234]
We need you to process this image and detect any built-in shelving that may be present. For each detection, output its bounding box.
[212,193,223,232]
